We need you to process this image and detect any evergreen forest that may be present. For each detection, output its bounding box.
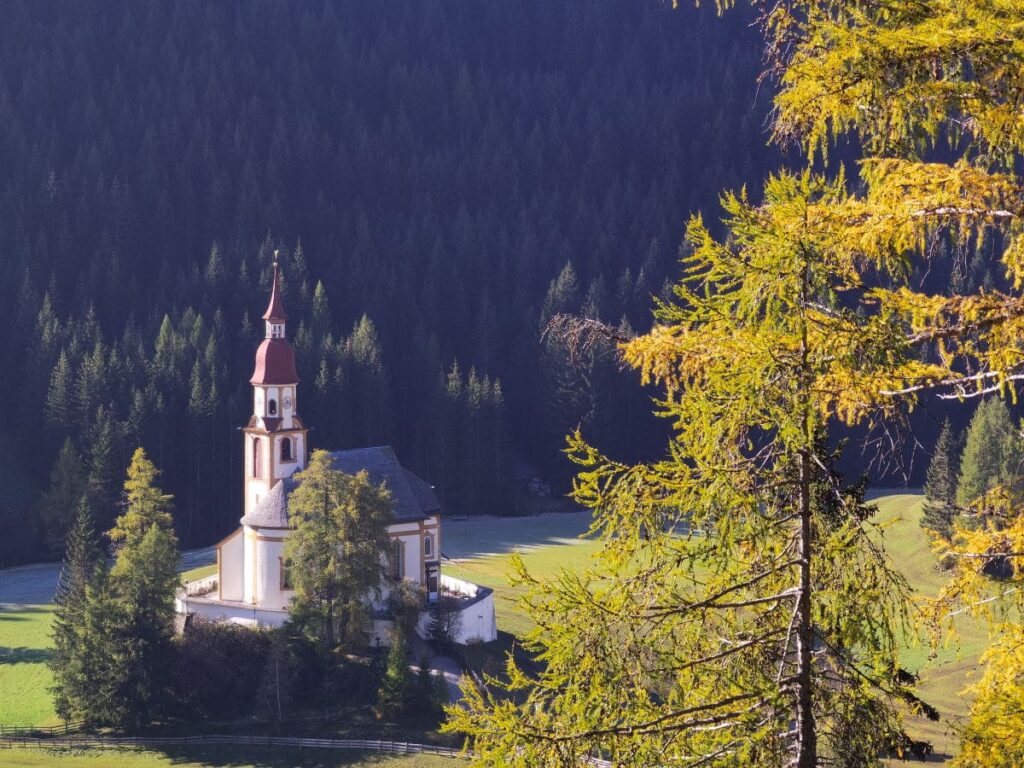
[0,0,777,561]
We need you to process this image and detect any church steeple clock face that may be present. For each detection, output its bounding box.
[283,395,293,410]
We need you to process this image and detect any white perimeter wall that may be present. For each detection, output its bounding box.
[437,574,498,644]
[176,596,288,628]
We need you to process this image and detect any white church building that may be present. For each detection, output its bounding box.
[176,263,497,646]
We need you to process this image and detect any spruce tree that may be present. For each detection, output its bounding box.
[921,420,961,542]
[86,407,120,531]
[956,399,1022,510]
[37,438,88,558]
[311,280,332,341]
[45,349,74,433]
[106,521,181,728]
[49,494,100,722]
[377,630,413,719]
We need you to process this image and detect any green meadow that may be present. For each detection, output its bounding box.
[0,496,997,762]
[0,746,458,767]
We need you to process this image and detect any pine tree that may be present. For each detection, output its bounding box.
[37,438,88,558]
[921,420,961,542]
[49,495,100,722]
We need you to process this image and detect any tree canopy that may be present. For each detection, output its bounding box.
[449,0,1024,764]
[284,449,393,650]
[0,0,773,565]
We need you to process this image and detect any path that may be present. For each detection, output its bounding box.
[409,634,466,704]
[0,547,216,608]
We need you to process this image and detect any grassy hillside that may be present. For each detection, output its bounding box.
[872,493,988,760]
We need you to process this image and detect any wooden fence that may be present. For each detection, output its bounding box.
[0,732,467,758]
[0,726,615,766]
[0,721,84,737]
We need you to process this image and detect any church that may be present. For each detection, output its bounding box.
[175,263,497,646]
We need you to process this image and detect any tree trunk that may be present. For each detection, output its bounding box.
[795,447,816,767]
[795,253,817,767]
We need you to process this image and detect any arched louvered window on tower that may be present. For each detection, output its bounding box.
[281,437,292,462]
[253,437,262,478]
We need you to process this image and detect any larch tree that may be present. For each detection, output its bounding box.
[51,448,180,729]
[284,449,393,651]
[449,172,929,767]
[108,447,175,548]
[103,447,180,729]
[450,0,1024,765]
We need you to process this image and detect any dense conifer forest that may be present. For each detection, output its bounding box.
[0,0,777,562]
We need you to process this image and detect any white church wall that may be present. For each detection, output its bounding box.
[218,528,244,602]
[254,534,292,610]
[243,526,258,604]
[244,436,269,514]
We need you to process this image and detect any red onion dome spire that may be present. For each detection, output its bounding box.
[251,252,298,385]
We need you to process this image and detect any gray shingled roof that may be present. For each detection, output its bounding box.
[240,446,440,529]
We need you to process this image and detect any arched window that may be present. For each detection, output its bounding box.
[424,534,433,558]
[389,539,404,580]
[281,437,292,462]
[268,398,277,416]
[252,438,262,478]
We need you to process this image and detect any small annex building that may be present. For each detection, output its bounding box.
[176,262,497,646]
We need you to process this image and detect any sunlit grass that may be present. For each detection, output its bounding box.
[0,745,460,767]
[0,605,58,727]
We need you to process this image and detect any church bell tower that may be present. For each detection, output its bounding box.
[243,256,308,518]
